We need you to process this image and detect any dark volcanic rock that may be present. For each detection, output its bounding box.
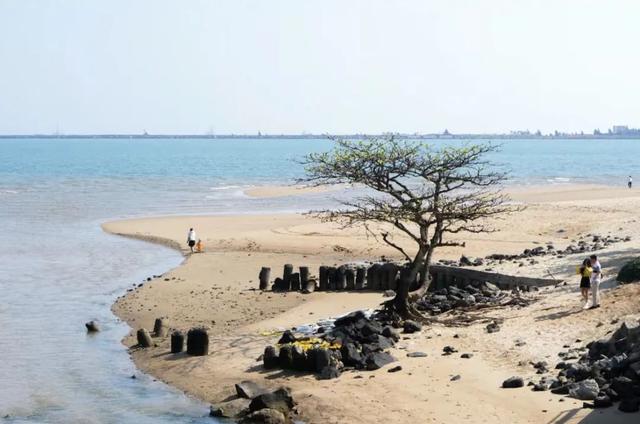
[278,330,296,344]
[318,365,341,380]
[403,320,422,334]
[240,408,286,424]
[85,321,99,333]
[366,352,396,370]
[502,376,525,388]
[236,380,269,399]
[249,387,296,415]
[278,345,294,369]
[618,397,640,413]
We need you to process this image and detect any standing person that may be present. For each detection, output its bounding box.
[187,228,197,253]
[576,258,592,308]
[589,254,602,309]
[628,176,633,189]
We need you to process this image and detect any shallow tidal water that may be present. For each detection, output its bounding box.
[1,136,639,422]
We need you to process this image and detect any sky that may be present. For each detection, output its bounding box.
[0,0,639,135]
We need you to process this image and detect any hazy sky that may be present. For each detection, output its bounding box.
[0,0,638,134]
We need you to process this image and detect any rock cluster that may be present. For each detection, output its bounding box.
[415,281,528,316]
[531,322,640,413]
[210,382,297,423]
[261,310,418,379]
[444,233,630,269]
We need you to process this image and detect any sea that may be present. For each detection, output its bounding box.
[0,137,638,423]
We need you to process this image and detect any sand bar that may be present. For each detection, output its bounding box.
[105,184,640,423]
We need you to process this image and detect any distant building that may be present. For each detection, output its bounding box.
[612,125,630,134]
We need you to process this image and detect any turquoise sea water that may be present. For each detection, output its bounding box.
[0,137,639,423]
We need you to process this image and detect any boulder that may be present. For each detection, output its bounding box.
[593,395,613,408]
[568,379,600,400]
[210,397,251,418]
[382,326,400,342]
[617,258,640,283]
[314,348,332,373]
[239,408,286,424]
[236,380,269,400]
[249,387,296,415]
[341,342,365,368]
[403,320,422,334]
[366,352,396,370]
[319,365,341,380]
[136,328,153,348]
[618,397,640,413]
[502,376,525,388]
[186,327,209,356]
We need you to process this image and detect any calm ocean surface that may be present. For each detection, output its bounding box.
[0,137,638,423]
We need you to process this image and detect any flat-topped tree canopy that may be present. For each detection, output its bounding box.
[299,136,521,319]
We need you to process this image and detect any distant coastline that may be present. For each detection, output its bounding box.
[2,133,640,140]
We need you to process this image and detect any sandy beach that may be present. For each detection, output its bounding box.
[104,184,640,424]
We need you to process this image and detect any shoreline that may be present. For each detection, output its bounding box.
[105,183,640,423]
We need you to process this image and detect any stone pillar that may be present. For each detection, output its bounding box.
[187,327,209,356]
[136,328,153,348]
[171,331,184,353]
[153,318,167,338]
[355,267,366,290]
[259,267,271,290]
[318,266,329,291]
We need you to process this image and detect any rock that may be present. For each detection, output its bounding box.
[382,326,401,342]
[186,327,209,356]
[388,365,402,373]
[85,321,99,333]
[136,328,153,348]
[407,352,428,358]
[459,255,473,266]
[153,318,167,338]
[502,376,525,388]
[442,346,457,355]
[170,331,184,353]
[236,381,269,399]
[450,375,461,381]
[277,330,296,344]
[403,320,422,334]
[291,345,307,371]
[314,348,332,373]
[617,257,640,283]
[611,376,635,398]
[249,387,295,415]
[619,397,640,413]
[366,352,396,370]
[341,343,365,368]
[486,322,500,333]
[461,353,473,359]
[263,346,279,369]
[568,379,599,400]
[593,395,613,408]
[239,408,286,424]
[318,365,341,379]
[210,397,251,418]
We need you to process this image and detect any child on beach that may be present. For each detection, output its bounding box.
[576,258,592,307]
[187,228,197,253]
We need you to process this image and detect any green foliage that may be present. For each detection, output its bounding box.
[617,257,640,283]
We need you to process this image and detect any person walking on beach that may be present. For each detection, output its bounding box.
[187,228,197,253]
[628,176,633,189]
[577,258,592,308]
[589,254,602,309]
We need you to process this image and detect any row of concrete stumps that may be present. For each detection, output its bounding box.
[258,263,560,293]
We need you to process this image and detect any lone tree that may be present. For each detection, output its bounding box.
[300,137,519,318]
